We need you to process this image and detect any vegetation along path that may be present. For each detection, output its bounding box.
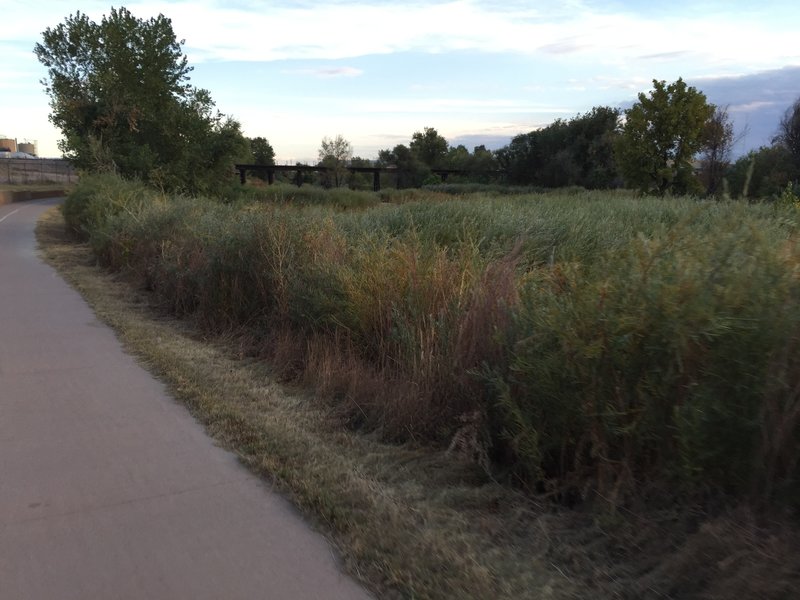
[0,198,371,600]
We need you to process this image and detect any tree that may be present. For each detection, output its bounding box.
[250,137,275,166]
[496,107,620,188]
[318,134,352,187]
[699,105,734,197]
[468,145,500,183]
[34,7,247,194]
[247,136,275,181]
[775,98,800,170]
[410,127,448,168]
[347,156,373,190]
[615,78,713,195]
[727,146,798,200]
[378,144,430,188]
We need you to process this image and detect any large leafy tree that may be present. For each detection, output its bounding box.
[35,7,247,194]
[615,78,713,195]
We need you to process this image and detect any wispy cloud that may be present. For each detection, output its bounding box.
[11,0,795,73]
[637,51,690,61]
[729,101,778,113]
[282,66,364,78]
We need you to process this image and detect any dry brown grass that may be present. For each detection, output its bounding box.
[36,205,800,600]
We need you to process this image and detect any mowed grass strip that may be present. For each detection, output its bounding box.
[35,205,576,600]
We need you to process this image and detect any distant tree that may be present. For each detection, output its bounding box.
[727,145,799,199]
[496,107,619,188]
[246,136,275,181]
[410,127,449,168]
[250,137,275,166]
[775,97,800,170]
[699,105,735,197]
[378,144,430,188]
[34,7,247,195]
[445,144,471,171]
[348,156,373,189]
[469,145,500,183]
[615,78,713,195]
[318,134,352,187]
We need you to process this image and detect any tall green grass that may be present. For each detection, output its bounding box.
[65,174,800,507]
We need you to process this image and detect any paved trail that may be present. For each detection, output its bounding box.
[0,199,371,600]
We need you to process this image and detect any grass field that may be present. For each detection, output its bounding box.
[42,174,800,598]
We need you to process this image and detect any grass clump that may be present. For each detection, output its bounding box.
[238,182,381,209]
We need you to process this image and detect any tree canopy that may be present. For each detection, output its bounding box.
[318,134,352,187]
[615,78,713,195]
[35,7,247,194]
[699,105,735,197]
[496,107,620,188]
[410,127,449,168]
[776,97,800,169]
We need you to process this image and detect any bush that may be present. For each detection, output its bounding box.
[492,206,800,503]
[71,177,800,507]
[63,173,158,241]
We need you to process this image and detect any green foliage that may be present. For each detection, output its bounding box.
[442,144,500,183]
[615,78,713,195]
[727,146,799,200]
[249,136,275,166]
[318,134,353,188]
[422,183,547,196]
[699,105,735,197]
[379,131,500,187]
[776,97,800,168]
[378,144,432,188]
[34,7,248,195]
[496,106,620,188]
[62,172,158,241]
[72,173,800,507]
[495,210,800,501]
[245,136,276,181]
[241,183,380,210]
[410,127,449,168]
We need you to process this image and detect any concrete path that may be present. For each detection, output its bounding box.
[0,199,372,600]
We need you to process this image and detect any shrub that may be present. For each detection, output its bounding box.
[63,173,157,240]
[70,178,800,507]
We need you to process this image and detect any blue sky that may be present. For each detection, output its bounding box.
[1,0,798,161]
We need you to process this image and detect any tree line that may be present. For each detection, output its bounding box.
[36,7,800,198]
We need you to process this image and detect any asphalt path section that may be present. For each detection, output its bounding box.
[0,199,372,600]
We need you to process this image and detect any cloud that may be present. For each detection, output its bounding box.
[637,51,690,61]
[15,0,791,73]
[282,66,364,78]
[688,66,800,153]
[190,1,795,73]
[539,39,589,55]
[729,101,778,113]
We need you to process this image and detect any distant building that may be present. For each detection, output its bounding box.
[0,137,37,157]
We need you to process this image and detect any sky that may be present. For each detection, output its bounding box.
[1,0,799,161]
